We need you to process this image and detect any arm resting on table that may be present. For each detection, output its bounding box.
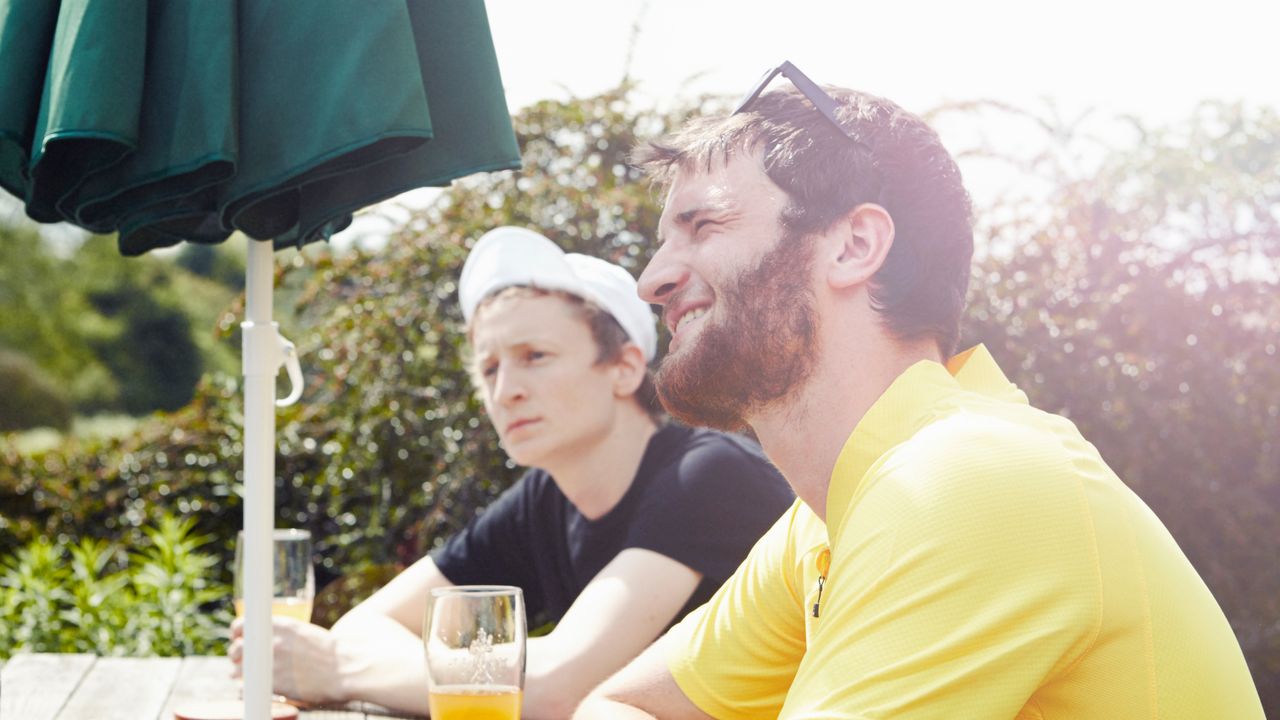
[234,553,455,716]
[521,548,701,719]
[238,547,700,719]
[574,633,713,719]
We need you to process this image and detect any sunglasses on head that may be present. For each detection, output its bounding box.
[734,60,868,151]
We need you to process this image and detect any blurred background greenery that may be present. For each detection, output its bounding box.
[1,88,1277,707]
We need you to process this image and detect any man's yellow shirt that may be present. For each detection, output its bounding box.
[667,346,1263,719]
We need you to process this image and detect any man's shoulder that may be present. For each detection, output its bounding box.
[658,424,768,459]
[647,425,790,497]
[936,394,1072,459]
[678,424,767,454]
[494,466,561,511]
[863,399,1083,501]
[664,425,781,474]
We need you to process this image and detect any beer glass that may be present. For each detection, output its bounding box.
[233,529,315,621]
[425,586,527,720]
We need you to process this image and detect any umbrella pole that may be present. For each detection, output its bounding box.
[241,237,276,720]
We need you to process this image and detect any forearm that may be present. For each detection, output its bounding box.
[329,611,430,716]
[572,634,713,720]
[522,550,703,718]
[521,635,634,720]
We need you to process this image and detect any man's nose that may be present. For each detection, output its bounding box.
[638,242,689,305]
[493,365,528,406]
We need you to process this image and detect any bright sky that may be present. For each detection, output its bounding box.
[340,0,1280,247]
[484,0,1280,119]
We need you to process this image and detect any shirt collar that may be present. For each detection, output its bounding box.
[945,344,1028,405]
[824,344,1022,541]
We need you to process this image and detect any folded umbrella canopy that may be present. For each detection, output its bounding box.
[0,2,520,718]
[1,0,518,251]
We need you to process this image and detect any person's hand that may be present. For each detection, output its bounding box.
[228,616,350,706]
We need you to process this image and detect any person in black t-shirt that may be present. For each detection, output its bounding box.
[229,227,792,718]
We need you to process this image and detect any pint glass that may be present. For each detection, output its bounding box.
[233,529,315,621]
[425,585,527,720]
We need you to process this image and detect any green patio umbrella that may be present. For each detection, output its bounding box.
[0,2,519,718]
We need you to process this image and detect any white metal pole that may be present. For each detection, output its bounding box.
[241,237,276,720]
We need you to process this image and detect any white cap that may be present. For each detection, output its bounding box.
[458,226,658,361]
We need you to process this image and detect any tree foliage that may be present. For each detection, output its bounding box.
[945,99,1280,702]
[0,349,72,432]
[175,242,246,291]
[0,226,240,424]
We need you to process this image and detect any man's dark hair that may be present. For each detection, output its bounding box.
[470,286,664,422]
[632,87,974,355]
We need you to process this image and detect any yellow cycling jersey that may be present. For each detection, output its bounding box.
[667,345,1263,719]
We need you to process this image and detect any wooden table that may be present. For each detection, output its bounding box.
[0,654,422,720]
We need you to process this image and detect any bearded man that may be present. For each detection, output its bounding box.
[575,62,1264,719]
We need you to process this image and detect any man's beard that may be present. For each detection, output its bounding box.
[655,232,819,431]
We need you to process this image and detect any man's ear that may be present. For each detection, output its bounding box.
[825,203,895,290]
[610,343,649,397]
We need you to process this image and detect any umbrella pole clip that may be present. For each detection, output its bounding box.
[241,320,304,407]
[276,336,304,407]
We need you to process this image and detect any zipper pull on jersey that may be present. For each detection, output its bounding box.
[813,547,831,618]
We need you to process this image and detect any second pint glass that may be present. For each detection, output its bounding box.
[424,585,527,720]
[233,528,315,621]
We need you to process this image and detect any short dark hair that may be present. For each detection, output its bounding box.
[632,87,974,355]
[469,286,664,422]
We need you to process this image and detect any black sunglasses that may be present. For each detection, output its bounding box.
[734,61,868,151]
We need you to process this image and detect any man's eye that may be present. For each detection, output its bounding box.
[526,350,547,362]
[481,363,498,378]
[694,219,718,237]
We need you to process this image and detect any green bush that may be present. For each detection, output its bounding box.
[0,349,73,432]
[0,514,230,657]
[0,378,242,566]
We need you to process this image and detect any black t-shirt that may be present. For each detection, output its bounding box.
[430,424,793,627]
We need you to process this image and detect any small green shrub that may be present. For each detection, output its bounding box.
[0,513,231,657]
